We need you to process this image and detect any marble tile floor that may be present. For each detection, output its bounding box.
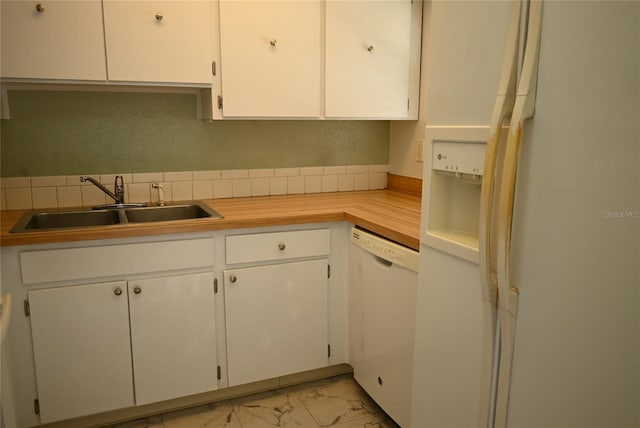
[106,375,400,428]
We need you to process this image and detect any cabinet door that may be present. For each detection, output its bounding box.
[28,281,134,423]
[128,272,218,405]
[224,259,328,386]
[103,1,214,84]
[0,0,106,80]
[218,0,321,117]
[325,0,413,118]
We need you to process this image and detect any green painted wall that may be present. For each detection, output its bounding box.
[0,90,389,177]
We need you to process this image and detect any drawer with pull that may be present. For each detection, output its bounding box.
[225,229,330,264]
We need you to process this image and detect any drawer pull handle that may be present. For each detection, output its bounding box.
[133,286,142,294]
[155,12,163,21]
[35,3,45,13]
[278,243,286,251]
[229,275,237,283]
[114,287,123,296]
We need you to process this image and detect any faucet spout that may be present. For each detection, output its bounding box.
[80,176,125,204]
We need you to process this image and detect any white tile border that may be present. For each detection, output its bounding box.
[0,165,388,210]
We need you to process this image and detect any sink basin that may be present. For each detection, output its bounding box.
[10,201,223,233]
[124,203,223,223]
[11,209,124,232]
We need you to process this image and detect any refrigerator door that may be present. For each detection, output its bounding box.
[421,1,510,125]
[413,244,491,427]
[506,2,640,426]
[413,1,512,426]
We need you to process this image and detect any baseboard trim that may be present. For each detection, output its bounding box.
[39,364,354,428]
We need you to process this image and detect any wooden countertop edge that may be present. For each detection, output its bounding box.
[0,191,421,250]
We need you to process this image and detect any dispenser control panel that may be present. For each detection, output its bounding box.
[432,141,485,176]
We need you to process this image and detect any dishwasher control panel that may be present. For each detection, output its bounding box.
[351,228,419,272]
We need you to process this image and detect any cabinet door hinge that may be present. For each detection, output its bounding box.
[34,399,40,415]
[212,60,217,77]
[214,278,218,293]
[327,265,331,278]
[328,344,331,358]
[217,365,222,380]
[217,95,223,110]
[24,300,30,317]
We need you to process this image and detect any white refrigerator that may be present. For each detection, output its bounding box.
[412,1,640,427]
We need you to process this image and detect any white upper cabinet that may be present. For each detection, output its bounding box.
[0,0,107,80]
[218,0,322,117]
[103,0,215,85]
[218,0,421,119]
[1,0,421,119]
[325,0,419,119]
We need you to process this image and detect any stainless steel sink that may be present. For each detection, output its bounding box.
[11,209,124,232]
[124,202,223,223]
[10,201,223,233]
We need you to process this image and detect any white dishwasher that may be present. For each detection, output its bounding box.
[349,227,419,427]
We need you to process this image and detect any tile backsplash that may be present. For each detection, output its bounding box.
[0,165,388,210]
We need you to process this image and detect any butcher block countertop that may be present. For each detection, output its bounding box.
[0,189,422,250]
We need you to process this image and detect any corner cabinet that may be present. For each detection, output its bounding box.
[0,0,107,80]
[218,0,322,117]
[103,0,215,85]
[223,229,331,386]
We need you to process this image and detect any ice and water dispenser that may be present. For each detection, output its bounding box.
[422,126,488,263]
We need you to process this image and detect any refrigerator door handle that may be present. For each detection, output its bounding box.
[494,1,544,427]
[479,0,523,310]
[478,2,523,427]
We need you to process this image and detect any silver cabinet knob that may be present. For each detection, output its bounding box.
[133,286,142,294]
[269,39,277,47]
[114,287,123,296]
[155,13,163,21]
[367,45,374,52]
[229,275,237,283]
[36,3,45,12]
[278,243,286,251]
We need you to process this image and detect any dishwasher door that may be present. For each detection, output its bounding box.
[349,228,418,427]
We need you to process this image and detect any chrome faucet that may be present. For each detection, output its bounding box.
[80,175,125,205]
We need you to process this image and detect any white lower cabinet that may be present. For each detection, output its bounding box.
[224,259,329,386]
[29,272,217,423]
[2,228,350,427]
[29,281,134,423]
[128,273,218,405]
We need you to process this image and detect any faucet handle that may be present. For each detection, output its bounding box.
[114,175,125,204]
